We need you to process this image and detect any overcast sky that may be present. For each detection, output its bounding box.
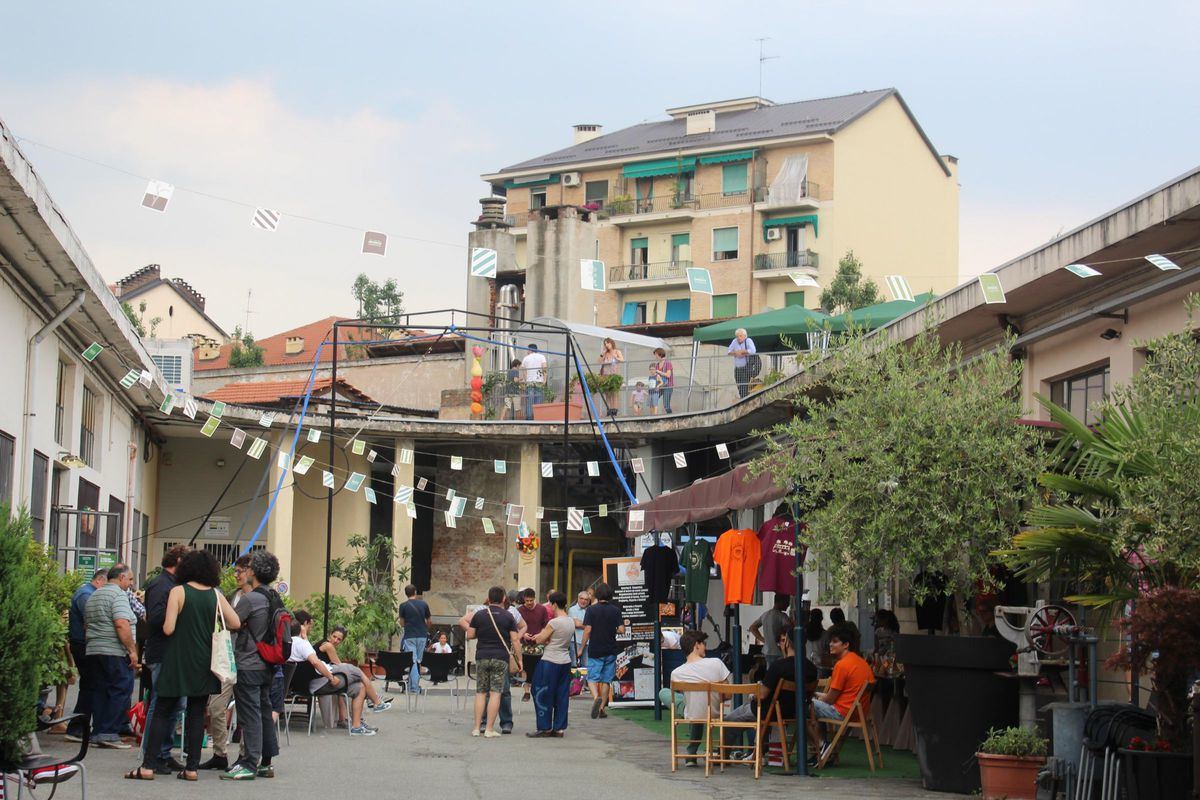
[2,2,1197,335]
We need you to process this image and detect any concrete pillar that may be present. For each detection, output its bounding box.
[392,436,416,587]
[517,441,542,594]
[266,436,294,590]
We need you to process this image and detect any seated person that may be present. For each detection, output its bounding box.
[656,630,730,766]
[311,622,392,727]
[428,631,453,654]
[288,619,382,735]
[812,623,874,758]
[720,628,818,760]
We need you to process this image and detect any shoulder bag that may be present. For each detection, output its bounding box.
[210,589,237,684]
[486,607,521,674]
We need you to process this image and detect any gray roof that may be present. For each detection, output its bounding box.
[493,88,948,177]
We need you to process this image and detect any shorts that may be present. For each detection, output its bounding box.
[475,658,508,694]
[587,654,616,684]
[504,396,521,410]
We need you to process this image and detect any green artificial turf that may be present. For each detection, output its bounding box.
[608,707,921,780]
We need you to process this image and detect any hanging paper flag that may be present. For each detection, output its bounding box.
[567,507,583,531]
[390,464,402,478]
[345,472,365,492]
[322,470,335,488]
[362,231,387,256]
[1146,254,1180,271]
[453,496,467,517]
[788,272,820,289]
[183,397,198,420]
[482,517,496,535]
[446,487,456,501]
[977,273,1006,304]
[535,506,545,519]
[474,496,485,510]
[599,504,608,517]
[715,442,730,459]
[631,457,645,474]
[581,516,592,534]
[259,411,275,428]
[351,439,365,455]
[1064,263,1101,278]
[119,369,140,389]
[230,428,246,449]
[444,509,456,529]
[580,259,606,292]
[307,428,321,443]
[251,207,281,232]
[367,449,378,463]
[81,342,103,362]
[400,448,413,464]
[628,509,646,532]
[200,416,220,437]
[685,267,714,294]
[417,477,428,491]
[494,459,506,474]
[471,247,498,278]
[541,462,553,478]
[673,452,687,468]
[406,502,417,520]
[141,179,174,212]
[518,521,530,538]
[451,455,463,470]
[364,487,377,505]
[396,485,413,503]
[277,452,291,472]
[885,275,915,302]
[549,521,560,539]
[138,369,153,388]
[248,437,267,459]
[210,400,226,419]
[507,505,524,527]
[586,461,599,477]
[294,455,315,476]
[159,394,176,414]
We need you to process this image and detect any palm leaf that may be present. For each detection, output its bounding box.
[1037,472,1118,502]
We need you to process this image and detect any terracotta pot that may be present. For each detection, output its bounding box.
[976,753,1046,800]
[531,396,585,421]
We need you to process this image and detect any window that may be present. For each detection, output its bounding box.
[621,302,647,325]
[55,360,68,445]
[585,180,608,207]
[630,237,649,266]
[79,385,98,468]
[151,354,182,384]
[675,173,695,201]
[670,233,691,263]
[664,299,691,322]
[1049,365,1110,425]
[107,496,125,554]
[712,294,738,318]
[0,431,14,507]
[785,291,806,307]
[31,451,49,542]
[77,478,100,549]
[712,227,739,261]
[530,188,547,210]
[722,163,748,195]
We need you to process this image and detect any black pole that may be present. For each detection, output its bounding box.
[562,333,571,591]
[732,606,743,704]
[323,323,338,640]
[188,457,248,547]
[653,610,663,721]
[791,496,809,776]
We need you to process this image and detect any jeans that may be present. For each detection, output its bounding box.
[141,696,206,771]
[524,384,544,419]
[88,654,134,740]
[67,641,91,736]
[650,387,673,412]
[142,661,185,761]
[233,669,279,768]
[401,637,427,692]
[532,661,571,732]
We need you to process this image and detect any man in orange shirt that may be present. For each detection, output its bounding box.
[812,624,874,757]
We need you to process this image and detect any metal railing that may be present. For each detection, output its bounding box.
[608,260,692,283]
[753,250,819,271]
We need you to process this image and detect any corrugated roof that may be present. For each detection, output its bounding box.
[195,316,347,371]
[202,377,373,405]
[491,89,943,177]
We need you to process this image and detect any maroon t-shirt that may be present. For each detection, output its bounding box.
[518,602,551,636]
[757,516,807,594]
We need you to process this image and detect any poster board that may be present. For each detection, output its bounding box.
[603,556,653,706]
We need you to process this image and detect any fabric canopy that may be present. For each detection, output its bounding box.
[698,149,755,164]
[622,158,697,178]
[827,293,937,332]
[692,303,832,351]
[628,462,787,534]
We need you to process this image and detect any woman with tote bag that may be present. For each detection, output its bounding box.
[125,550,241,781]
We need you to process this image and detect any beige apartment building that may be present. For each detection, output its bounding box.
[474,89,959,327]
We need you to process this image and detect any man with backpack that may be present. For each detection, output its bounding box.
[223,550,287,781]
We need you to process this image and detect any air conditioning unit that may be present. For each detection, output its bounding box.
[561,172,581,187]
[765,227,783,241]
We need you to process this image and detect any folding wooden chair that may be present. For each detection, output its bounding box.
[667,679,711,773]
[707,683,762,779]
[814,681,883,771]
[760,679,799,771]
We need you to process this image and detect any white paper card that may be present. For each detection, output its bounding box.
[673,452,687,468]
[230,428,246,450]
[541,461,553,478]
[451,455,463,470]
[587,460,599,477]
[715,442,730,459]
[628,509,646,532]
[631,457,645,474]
[475,496,485,510]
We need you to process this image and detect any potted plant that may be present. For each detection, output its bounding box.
[606,194,633,215]
[329,534,410,671]
[976,726,1049,800]
[531,379,589,421]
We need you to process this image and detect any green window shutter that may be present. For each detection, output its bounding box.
[712,227,739,253]
[722,163,748,194]
[631,237,648,249]
[671,233,690,248]
[784,291,805,307]
[712,294,738,318]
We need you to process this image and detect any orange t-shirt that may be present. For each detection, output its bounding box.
[829,650,874,717]
[713,529,761,605]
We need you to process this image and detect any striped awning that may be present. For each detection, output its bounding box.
[698,149,756,164]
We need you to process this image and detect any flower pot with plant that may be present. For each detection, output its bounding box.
[976,726,1048,800]
[328,534,410,668]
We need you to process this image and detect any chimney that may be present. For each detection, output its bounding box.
[194,338,221,361]
[686,109,716,135]
[115,264,161,297]
[573,124,603,145]
[284,336,304,355]
[474,196,511,230]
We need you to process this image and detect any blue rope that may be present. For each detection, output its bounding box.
[570,349,637,505]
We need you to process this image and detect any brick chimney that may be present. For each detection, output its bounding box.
[169,278,207,311]
[115,264,161,297]
[284,336,304,355]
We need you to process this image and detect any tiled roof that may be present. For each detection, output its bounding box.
[202,377,373,405]
[195,316,346,371]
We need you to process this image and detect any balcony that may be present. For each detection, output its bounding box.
[758,180,822,212]
[753,250,819,281]
[608,260,692,289]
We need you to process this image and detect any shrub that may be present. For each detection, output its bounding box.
[979,726,1049,757]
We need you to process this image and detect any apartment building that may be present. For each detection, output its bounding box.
[474,89,959,327]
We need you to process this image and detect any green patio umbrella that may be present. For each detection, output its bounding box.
[827,293,937,333]
[693,304,833,351]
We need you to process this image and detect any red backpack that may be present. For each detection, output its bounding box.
[252,586,293,665]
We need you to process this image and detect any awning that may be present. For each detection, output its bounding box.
[627,461,787,534]
[692,304,832,351]
[504,174,560,188]
[698,149,755,165]
[763,214,819,240]
[622,158,697,179]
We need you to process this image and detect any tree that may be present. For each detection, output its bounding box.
[753,326,1048,610]
[819,251,880,313]
[120,300,161,338]
[351,274,404,323]
[228,325,265,368]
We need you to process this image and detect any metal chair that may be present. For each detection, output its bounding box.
[278,661,297,745]
[375,650,416,710]
[284,661,351,735]
[0,713,90,800]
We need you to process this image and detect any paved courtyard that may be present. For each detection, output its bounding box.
[25,688,967,800]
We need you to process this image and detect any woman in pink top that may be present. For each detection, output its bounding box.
[649,347,674,413]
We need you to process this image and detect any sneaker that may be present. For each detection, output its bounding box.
[483,730,501,738]
[96,739,132,749]
[370,700,392,713]
[349,725,377,736]
[500,727,512,735]
[471,729,481,737]
[256,765,274,778]
[31,764,79,784]
[682,759,698,768]
[220,765,256,781]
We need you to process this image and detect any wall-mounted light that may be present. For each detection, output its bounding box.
[1100,328,1122,341]
[56,451,87,468]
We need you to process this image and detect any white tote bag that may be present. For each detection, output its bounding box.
[210,589,237,684]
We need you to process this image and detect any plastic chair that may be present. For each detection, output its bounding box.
[375,650,416,710]
[0,713,90,800]
[707,683,763,778]
[421,652,463,703]
[814,681,883,771]
[285,661,351,735]
[667,680,712,773]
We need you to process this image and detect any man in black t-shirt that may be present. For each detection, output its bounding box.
[398,584,432,694]
[721,628,818,759]
[578,582,625,719]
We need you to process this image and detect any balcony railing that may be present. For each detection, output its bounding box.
[753,250,819,271]
[761,181,820,205]
[609,260,692,284]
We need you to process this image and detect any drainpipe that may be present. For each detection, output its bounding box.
[20,290,86,509]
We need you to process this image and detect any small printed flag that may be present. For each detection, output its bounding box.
[507,505,524,526]
[200,416,220,437]
[406,502,417,519]
[445,509,456,529]
[364,487,377,505]
[251,207,281,232]
[567,507,583,531]
[581,516,592,534]
[322,470,335,488]
[277,452,291,472]
[1064,264,1102,278]
[138,369,153,388]
[1146,254,1180,271]
[453,497,467,517]
[471,247,498,278]
[977,273,1007,304]
[400,448,413,464]
[183,397,198,420]
[345,472,365,492]
[541,461,553,478]
[451,455,463,470]
[351,439,365,455]
[119,369,140,389]
[230,428,246,449]
[475,496,485,510]
[518,521,530,539]
[210,400,226,419]
[685,267,713,295]
[81,342,103,362]
[535,506,544,519]
[885,275,915,302]
[160,394,176,414]
[446,487,456,501]
[788,272,820,289]
[631,457,645,474]
[586,461,599,477]
[549,521,560,538]
[362,230,387,256]
[715,442,730,459]
[599,504,608,517]
[417,477,428,491]
[307,428,321,443]
[141,179,174,212]
[580,259,606,292]
[391,464,402,478]
[294,455,315,475]
[482,517,495,535]
[396,485,413,503]
[628,509,645,532]
[494,459,506,474]
[367,449,377,463]
[259,411,275,428]
[248,438,267,459]
[673,452,687,468]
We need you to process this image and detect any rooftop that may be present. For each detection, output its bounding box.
[195,315,347,371]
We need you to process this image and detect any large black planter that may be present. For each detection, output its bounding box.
[1120,748,1193,800]
[895,634,1018,794]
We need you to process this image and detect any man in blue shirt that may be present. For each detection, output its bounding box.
[728,328,757,398]
[398,584,431,694]
[65,569,106,741]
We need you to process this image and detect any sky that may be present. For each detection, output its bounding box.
[2,2,1197,336]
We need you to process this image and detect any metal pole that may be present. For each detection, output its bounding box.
[322,323,338,640]
[653,612,663,721]
[561,333,571,590]
[791,496,809,776]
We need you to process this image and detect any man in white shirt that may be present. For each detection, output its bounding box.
[657,631,730,765]
[520,344,548,419]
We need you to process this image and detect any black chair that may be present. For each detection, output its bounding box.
[284,661,350,735]
[421,652,464,707]
[278,661,297,745]
[376,651,415,710]
[0,713,90,800]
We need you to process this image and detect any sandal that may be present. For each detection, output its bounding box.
[124,768,155,781]
[177,770,198,781]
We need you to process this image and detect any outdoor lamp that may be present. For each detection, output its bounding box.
[1099,328,1122,340]
[56,451,86,468]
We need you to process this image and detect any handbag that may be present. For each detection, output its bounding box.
[746,353,763,377]
[210,589,237,684]
[486,607,521,674]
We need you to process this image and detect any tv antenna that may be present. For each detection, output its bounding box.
[243,289,254,333]
[756,38,778,97]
